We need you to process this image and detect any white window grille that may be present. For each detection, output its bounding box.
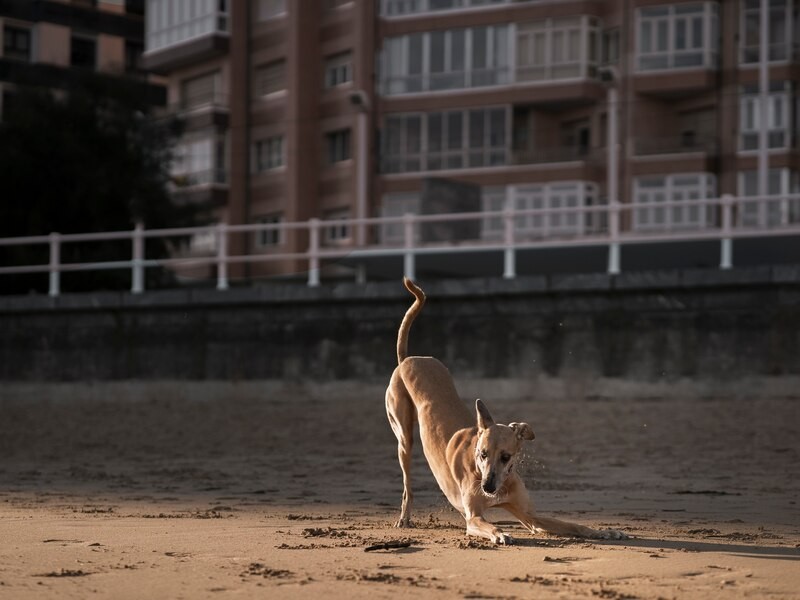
[380,0,507,16]
[380,193,420,245]
[481,187,508,241]
[636,2,719,71]
[382,107,508,173]
[740,0,799,64]
[739,82,794,151]
[145,0,229,53]
[323,209,351,244]
[738,169,800,227]
[380,25,510,95]
[172,132,227,186]
[516,17,600,82]
[633,173,716,231]
[512,183,597,239]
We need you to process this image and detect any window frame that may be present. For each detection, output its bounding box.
[635,2,719,72]
[2,23,33,62]
[326,129,352,164]
[253,135,285,172]
[381,107,509,174]
[632,173,717,231]
[254,213,284,248]
[324,51,353,89]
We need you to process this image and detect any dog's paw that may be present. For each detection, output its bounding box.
[493,532,514,545]
[394,518,414,529]
[593,528,628,540]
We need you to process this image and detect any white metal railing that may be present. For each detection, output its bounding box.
[1,193,799,296]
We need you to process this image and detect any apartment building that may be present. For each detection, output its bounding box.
[0,0,164,115]
[142,0,800,281]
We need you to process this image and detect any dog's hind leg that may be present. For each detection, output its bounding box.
[385,375,416,528]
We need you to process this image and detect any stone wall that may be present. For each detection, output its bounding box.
[1,266,799,383]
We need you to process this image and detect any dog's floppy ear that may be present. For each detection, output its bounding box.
[475,399,495,430]
[510,422,535,441]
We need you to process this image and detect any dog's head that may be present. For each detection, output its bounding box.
[473,399,535,496]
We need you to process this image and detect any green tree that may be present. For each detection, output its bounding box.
[0,74,207,294]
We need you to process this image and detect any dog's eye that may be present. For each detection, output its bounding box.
[500,453,511,463]
[479,450,488,460]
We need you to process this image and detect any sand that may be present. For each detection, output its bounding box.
[0,380,798,599]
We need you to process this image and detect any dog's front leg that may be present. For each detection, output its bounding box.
[465,513,513,545]
[463,494,513,545]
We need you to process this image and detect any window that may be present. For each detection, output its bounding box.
[380,25,510,95]
[739,82,794,151]
[257,0,286,20]
[255,60,286,96]
[633,173,716,231]
[326,129,351,164]
[70,35,96,69]
[145,0,229,52]
[740,0,798,63]
[254,136,284,171]
[180,71,222,109]
[323,209,350,244]
[382,107,508,174]
[1,89,20,122]
[125,0,145,16]
[636,3,719,71]
[3,25,32,62]
[380,0,507,16]
[125,40,144,73]
[561,119,591,156]
[738,169,800,227]
[380,193,420,244]
[602,28,620,65]
[513,183,598,238]
[255,214,284,247]
[172,132,227,186]
[324,52,352,88]
[517,17,599,82]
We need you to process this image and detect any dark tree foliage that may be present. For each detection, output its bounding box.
[0,74,208,294]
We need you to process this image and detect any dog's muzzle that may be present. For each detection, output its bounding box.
[481,476,497,495]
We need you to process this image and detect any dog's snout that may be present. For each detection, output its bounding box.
[482,474,497,494]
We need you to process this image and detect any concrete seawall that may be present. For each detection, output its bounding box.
[2,266,799,385]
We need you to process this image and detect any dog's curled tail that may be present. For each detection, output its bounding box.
[397,277,426,364]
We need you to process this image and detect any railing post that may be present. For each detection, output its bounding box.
[308,218,321,287]
[48,232,60,297]
[131,222,144,294]
[403,212,415,281]
[216,222,229,291]
[607,203,621,275]
[720,193,733,270]
[503,205,516,279]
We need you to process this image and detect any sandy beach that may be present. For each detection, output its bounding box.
[1,380,798,599]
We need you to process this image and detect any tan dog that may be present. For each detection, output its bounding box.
[385,278,625,544]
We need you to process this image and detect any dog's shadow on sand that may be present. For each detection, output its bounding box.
[511,535,800,560]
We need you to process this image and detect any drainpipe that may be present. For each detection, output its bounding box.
[757,0,770,223]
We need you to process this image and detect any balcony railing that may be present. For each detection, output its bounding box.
[170,168,228,189]
[633,135,718,157]
[512,146,598,165]
[2,194,800,295]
